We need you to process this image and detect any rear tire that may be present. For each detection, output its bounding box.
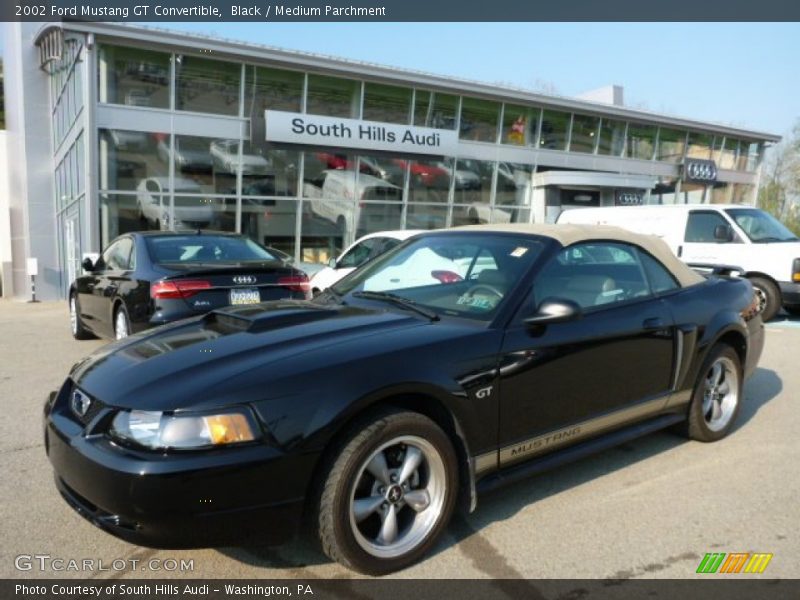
[69,294,95,340]
[316,409,458,575]
[682,344,743,442]
[749,276,780,321]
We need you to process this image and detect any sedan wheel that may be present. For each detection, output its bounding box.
[317,410,457,575]
[749,276,779,321]
[683,344,742,442]
[114,308,130,340]
[69,295,95,340]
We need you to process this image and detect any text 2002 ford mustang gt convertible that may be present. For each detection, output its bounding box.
[44,224,764,575]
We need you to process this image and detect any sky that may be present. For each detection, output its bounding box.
[136,22,800,141]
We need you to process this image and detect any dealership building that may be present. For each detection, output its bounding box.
[0,21,781,300]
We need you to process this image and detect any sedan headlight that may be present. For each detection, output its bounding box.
[110,409,257,450]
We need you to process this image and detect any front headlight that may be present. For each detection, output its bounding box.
[110,409,257,450]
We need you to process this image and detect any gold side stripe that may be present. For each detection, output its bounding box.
[498,395,669,467]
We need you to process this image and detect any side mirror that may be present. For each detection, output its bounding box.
[81,257,95,272]
[328,257,338,269]
[524,298,582,327]
[714,224,734,243]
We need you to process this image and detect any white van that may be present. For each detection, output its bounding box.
[557,203,800,320]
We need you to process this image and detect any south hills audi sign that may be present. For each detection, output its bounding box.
[682,159,719,183]
[265,110,458,155]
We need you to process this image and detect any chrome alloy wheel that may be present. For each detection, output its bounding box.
[753,286,768,314]
[69,297,78,335]
[349,435,447,559]
[114,310,129,340]
[702,356,739,432]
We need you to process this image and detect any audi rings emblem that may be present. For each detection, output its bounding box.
[233,275,256,285]
[684,160,718,182]
[615,192,644,206]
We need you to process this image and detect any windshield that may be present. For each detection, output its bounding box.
[331,233,544,321]
[146,235,278,263]
[726,208,799,243]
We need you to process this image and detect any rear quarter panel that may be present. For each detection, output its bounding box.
[667,276,759,392]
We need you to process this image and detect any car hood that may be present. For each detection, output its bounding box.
[70,301,427,411]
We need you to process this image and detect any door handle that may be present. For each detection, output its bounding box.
[642,317,665,331]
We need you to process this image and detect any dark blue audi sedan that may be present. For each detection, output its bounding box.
[69,231,310,340]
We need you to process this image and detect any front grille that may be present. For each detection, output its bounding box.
[68,385,107,426]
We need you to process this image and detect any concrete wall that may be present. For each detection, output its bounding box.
[0,130,12,296]
[3,23,60,300]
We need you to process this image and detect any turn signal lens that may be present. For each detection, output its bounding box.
[792,258,800,282]
[204,414,254,445]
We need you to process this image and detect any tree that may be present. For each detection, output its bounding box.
[757,119,800,236]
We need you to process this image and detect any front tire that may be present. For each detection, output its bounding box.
[69,294,95,340]
[683,344,743,442]
[749,276,780,321]
[317,409,458,575]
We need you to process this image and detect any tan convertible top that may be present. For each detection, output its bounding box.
[450,223,704,288]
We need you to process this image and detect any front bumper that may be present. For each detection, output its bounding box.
[44,385,314,549]
[779,280,800,306]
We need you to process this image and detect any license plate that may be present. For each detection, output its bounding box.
[230,288,260,305]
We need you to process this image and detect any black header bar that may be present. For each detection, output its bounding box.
[3,0,800,22]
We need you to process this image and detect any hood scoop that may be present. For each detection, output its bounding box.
[205,301,351,334]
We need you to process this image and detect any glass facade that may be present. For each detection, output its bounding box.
[656,128,686,163]
[413,90,458,129]
[85,41,768,277]
[459,97,500,143]
[98,45,170,109]
[539,110,571,150]
[627,123,657,160]
[597,119,626,156]
[176,55,241,116]
[502,104,539,146]
[570,114,600,153]
[306,74,360,117]
[362,82,412,124]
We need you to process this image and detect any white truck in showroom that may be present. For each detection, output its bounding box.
[557,203,800,321]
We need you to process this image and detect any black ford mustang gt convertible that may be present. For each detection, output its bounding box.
[45,224,764,575]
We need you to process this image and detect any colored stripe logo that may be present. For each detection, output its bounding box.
[697,552,773,574]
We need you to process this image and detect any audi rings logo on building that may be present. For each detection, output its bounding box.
[233,275,256,285]
[615,191,644,206]
[683,159,718,183]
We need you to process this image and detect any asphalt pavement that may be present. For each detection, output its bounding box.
[1,300,797,580]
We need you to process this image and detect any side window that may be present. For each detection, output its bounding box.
[104,238,133,271]
[338,239,379,269]
[638,251,679,294]
[534,242,650,310]
[685,211,731,243]
[377,237,402,255]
